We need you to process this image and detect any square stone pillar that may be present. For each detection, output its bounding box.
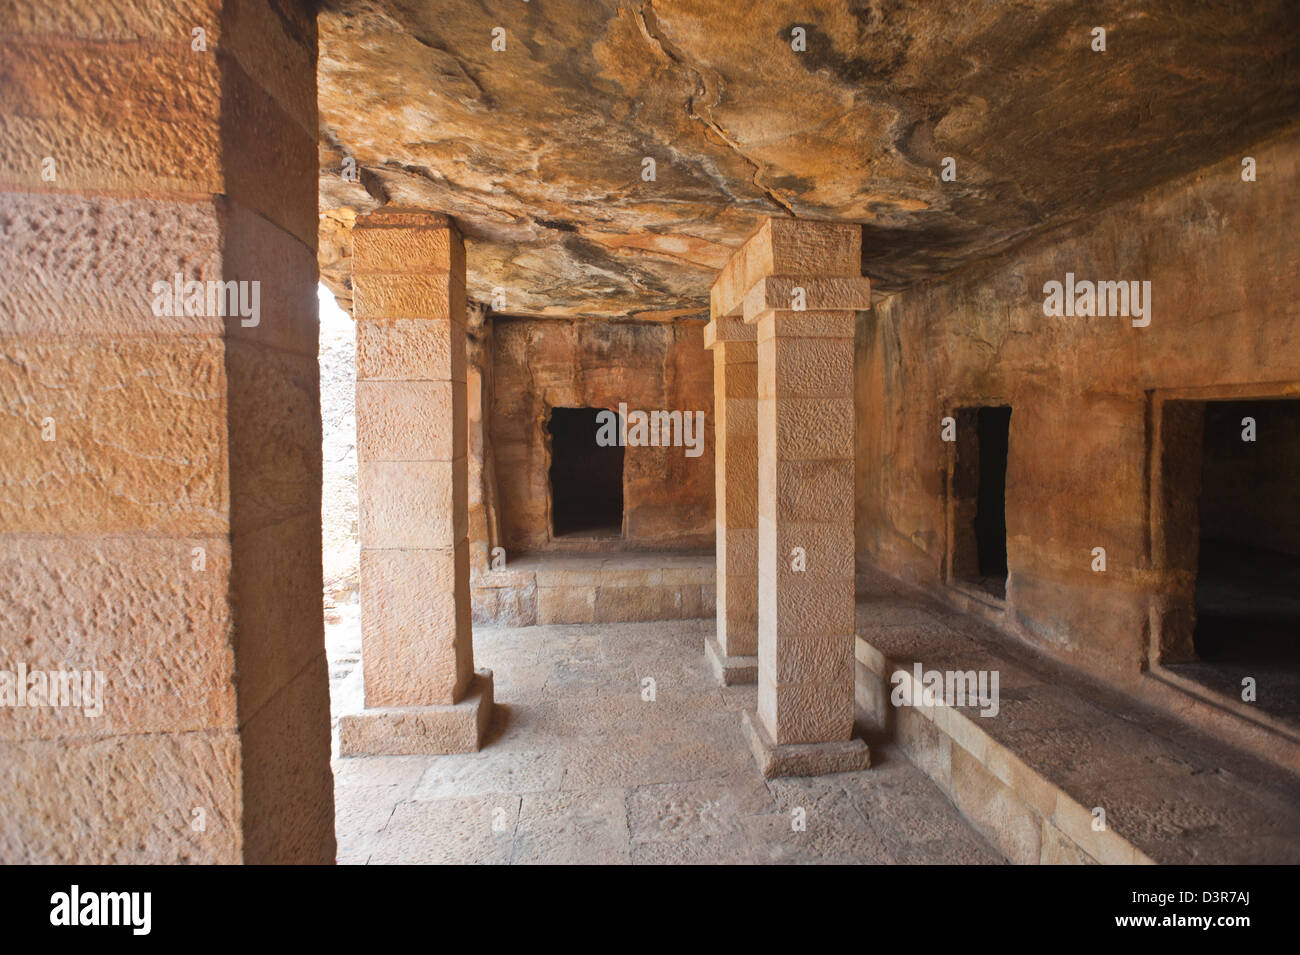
[0,0,333,862]
[715,218,872,777]
[704,317,759,684]
[339,209,494,755]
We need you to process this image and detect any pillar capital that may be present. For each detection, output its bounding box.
[354,206,459,234]
[711,217,863,319]
[351,210,466,323]
[741,275,872,324]
[704,315,757,349]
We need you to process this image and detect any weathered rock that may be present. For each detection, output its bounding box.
[317,0,1300,319]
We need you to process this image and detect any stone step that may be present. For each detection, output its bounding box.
[853,568,1300,865]
[471,552,715,626]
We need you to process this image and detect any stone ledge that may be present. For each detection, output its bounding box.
[741,275,872,323]
[853,564,1300,864]
[472,552,716,626]
[338,669,493,756]
[704,315,757,347]
[742,710,871,778]
[704,636,757,686]
[856,640,1153,865]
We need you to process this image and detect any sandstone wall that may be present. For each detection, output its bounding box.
[856,123,1300,686]
[491,318,714,554]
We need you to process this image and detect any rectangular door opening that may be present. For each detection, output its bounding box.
[548,407,624,539]
[951,406,1011,599]
[1184,398,1300,723]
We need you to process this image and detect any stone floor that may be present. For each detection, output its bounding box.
[330,617,1004,864]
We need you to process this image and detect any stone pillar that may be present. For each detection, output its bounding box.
[0,1,333,861]
[339,209,494,755]
[714,218,872,777]
[704,317,759,684]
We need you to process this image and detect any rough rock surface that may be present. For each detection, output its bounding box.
[317,0,1300,319]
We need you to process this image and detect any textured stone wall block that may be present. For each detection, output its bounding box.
[356,379,466,462]
[357,317,465,382]
[360,543,473,707]
[352,272,464,323]
[0,337,229,535]
[358,458,468,547]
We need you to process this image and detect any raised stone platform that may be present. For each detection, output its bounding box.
[471,552,715,627]
[853,566,1300,864]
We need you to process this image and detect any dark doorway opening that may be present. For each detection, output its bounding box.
[951,406,1011,599]
[548,407,623,539]
[1184,399,1300,722]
